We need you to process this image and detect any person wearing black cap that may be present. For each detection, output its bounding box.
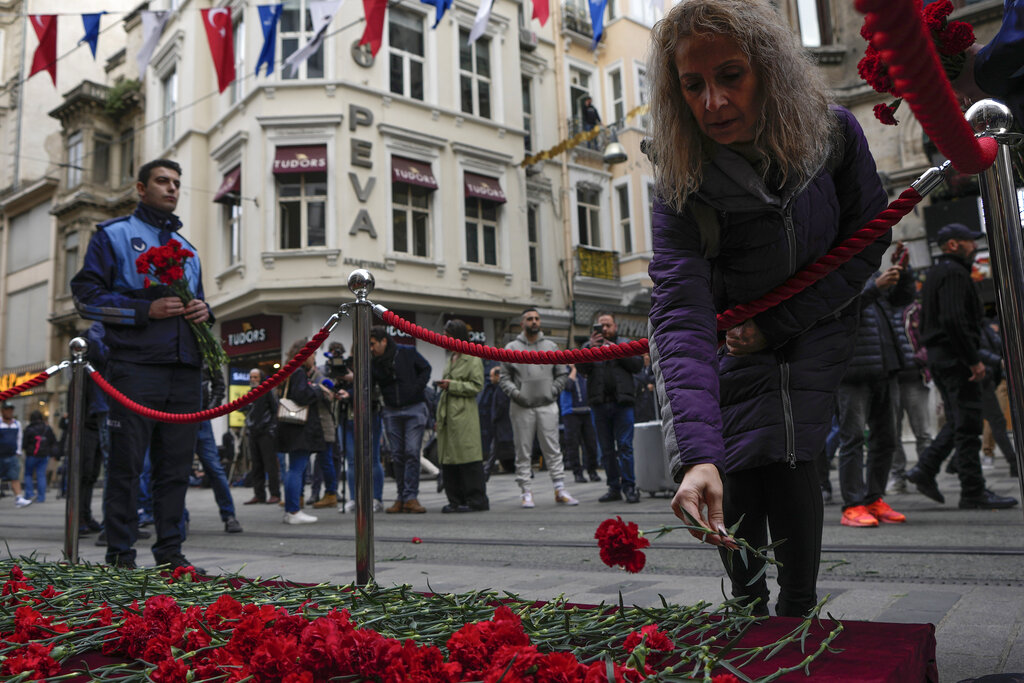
[906,223,1018,510]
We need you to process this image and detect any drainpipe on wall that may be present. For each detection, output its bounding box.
[552,2,575,341]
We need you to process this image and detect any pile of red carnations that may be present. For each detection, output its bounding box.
[0,558,826,682]
[858,0,975,125]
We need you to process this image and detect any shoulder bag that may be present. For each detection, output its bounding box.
[277,377,309,425]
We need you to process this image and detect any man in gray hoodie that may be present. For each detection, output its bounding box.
[499,308,578,508]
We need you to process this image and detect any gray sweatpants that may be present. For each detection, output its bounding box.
[509,401,565,492]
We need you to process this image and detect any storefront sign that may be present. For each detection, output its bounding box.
[220,314,283,357]
[0,369,45,393]
[442,314,486,344]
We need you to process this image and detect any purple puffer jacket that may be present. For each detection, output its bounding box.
[649,106,888,478]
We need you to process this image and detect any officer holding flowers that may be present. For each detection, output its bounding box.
[71,158,212,573]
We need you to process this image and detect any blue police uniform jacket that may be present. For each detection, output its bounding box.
[70,207,208,367]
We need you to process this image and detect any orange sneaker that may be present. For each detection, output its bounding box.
[865,498,906,523]
[841,505,879,527]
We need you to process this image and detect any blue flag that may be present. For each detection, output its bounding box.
[588,0,607,50]
[256,4,284,77]
[80,12,105,59]
[420,0,452,29]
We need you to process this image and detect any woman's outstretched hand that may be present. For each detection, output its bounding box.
[725,320,767,356]
[671,463,738,549]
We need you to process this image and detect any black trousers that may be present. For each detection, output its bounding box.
[719,461,823,617]
[441,461,489,510]
[562,412,599,474]
[79,423,104,524]
[248,431,281,500]
[916,361,986,497]
[104,361,200,566]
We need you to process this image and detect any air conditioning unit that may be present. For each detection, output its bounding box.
[519,28,538,51]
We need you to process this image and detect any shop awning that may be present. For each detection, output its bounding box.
[392,156,438,190]
[213,166,241,204]
[464,172,507,204]
[273,145,327,174]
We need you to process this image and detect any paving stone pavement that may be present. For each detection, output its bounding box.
[3,466,1024,682]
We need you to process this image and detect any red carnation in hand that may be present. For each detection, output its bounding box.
[857,46,894,95]
[938,21,975,55]
[922,0,953,30]
[874,102,900,126]
[595,517,650,573]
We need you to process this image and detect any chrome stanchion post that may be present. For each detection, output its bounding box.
[348,269,375,585]
[64,337,88,563]
[966,100,1024,507]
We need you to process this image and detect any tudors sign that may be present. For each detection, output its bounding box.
[220,314,283,357]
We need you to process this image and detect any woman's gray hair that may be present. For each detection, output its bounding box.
[645,0,838,211]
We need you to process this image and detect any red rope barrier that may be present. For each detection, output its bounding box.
[0,371,52,403]
[855,0,997,175]
[381,187,923,360]
[88,326,333,423]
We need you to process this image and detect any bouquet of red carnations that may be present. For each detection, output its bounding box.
[135,239,229,372]
[858,0,975,125]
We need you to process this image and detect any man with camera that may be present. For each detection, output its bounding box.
[578,313,643,503]
[310,342,349,510]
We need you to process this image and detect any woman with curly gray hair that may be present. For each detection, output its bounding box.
[646,0,890,616]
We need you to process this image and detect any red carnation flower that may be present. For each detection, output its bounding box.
[712,674,741,683]
[595,517,650,573]
[623,624,675,653]
[150,658,189,683]
[412,537,423,543]
[0,642,61,680]
[583,660,646,682]
[857,47,894,95]
[938,21,975,55]
[874,102,900,126]
[922,0,953,31]
[167,565,197,584]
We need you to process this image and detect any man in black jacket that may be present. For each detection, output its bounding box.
[579,313,643,503]
[835,264,914,527]
[907,223,1017,510]
[370,326,432,513]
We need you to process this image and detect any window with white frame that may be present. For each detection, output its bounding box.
[66,131,83,188]
[795,0,832,47]
[392,183,431,257]
[616,183,632,254]
[608,68,624,126]
[281,0,325,80]
[3,283,47,368]
[636,65,650,130]
[577,187,601,248]
[161,68,177,149]
[224,203,242,266]
[93,133,111,185]
[459,29,491,119]
[278,171,326,249]
[627,0,660,26]
[522,76,533,152]
[63,231,80,294]
[569,66,593,121]
[465,197,499,266]
[527,204,540,283]
[389,8,425,100]
[230,16,245,104]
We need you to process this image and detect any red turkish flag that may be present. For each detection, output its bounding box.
[359,0,388,57]
[29,15,57,85]
[532,0,549,27]
[201,8,236,93]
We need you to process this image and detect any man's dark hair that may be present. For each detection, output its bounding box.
[595,311,616,322]
[444,319,470,342]
[369,325,390,343]
[521,307,539,317]
[138,159,182,185]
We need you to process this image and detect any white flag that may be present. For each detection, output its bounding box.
[283,0,343,77]
[137,10,170,79]
[468,0,495,44]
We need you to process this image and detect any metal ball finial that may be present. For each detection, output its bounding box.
[965,99,1013,137]
[69,337,89,359]
[347,269,375,300]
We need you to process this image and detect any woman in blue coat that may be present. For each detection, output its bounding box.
[645,0,889,616]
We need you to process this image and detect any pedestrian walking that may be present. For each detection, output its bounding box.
[243,368,281,505]
[22,411,57,504]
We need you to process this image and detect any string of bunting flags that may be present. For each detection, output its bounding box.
[25,0,637,90]
[519,102,650,167]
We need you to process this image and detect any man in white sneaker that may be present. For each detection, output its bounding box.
[499,308,578,508]
[0,403,30,507]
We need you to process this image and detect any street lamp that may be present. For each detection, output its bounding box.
[603,126,627,165]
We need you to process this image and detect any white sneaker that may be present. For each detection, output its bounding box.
[982,455,995,469]
[373,499,384,513]
[283,510,318,524]
[14,496,31,508]
[343,499,357,513]
[521,491,535,508]
[554,488,579,506]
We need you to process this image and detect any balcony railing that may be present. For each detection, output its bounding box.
[575,245,619,280]
[566,118,608,153]
[561,4,592,36]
